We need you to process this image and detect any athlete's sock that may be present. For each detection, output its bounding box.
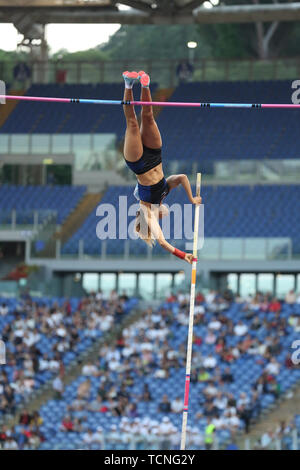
[138,71,150,88]
[123,71,139,89]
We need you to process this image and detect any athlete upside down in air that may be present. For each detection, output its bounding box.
[122,71,202,264]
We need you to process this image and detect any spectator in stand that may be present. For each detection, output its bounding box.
[127,402,138,418]
[203,380,218,400]
[82,429,94,447]
[200,401,219,419]
[284,353,294,369]
[205,290,217,310]
[82,361,99,376]
[266,376,280,398]
[158,416,176,450]
[285,290,296,304]
[77,379,91,400]
[237,392,250,409]
[171,396,183,413]
[204,418,215,450]
[221,367,234,383]
[208,316,222,331]
[223,409,240,431]
[267,337,282,356]
[198,367,211,382]
[13,62,31,88]
[158,394,171,413]
[52,375,64,399]
[3,435,18,449]
[234,320,248,336]
[176,60,194,83]
[213,391,228,412]
[19,409,32,426]
[203,354,217,369]
[140,384,152,402]
[259,429,274,449]
[166,292,177,303]
[88,395,108,413]
[92,427,104,447]
[269,298,281,313]
[204,329,217,345]
[0,303,8,316]
[223,285,234,302]
[265,357,280,376]
[215,338,226,354]
[195,291,205,304]
[31,411,43,428]
[240,334,254,354]
[288,315,300,332]
[60,415,74,433]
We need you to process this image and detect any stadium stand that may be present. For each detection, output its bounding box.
[0,293,138,421]
[1,81,299,170]
[0,83,157,139]
[62,183,300,256]
[253,415,299,450]
[0,184,86,225]
[1,77,299,453]
[8,290,297,450]
[157,81,300,171]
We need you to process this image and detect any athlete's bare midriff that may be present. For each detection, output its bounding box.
[136,163,164,186]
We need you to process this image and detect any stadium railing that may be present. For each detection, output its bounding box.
[2,57,300,88]
[0,209,56,231]
[33,237,294,261]
[244,427,299,450]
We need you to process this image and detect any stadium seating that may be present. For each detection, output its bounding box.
[0,295,138,419]
[36,298,300,450]
[0,83,157,139]
[156,81,300,170]
[2,81,299,169]
[62,183,300,256]
[0,184,86,225]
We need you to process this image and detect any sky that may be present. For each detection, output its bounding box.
[0,23,121,53]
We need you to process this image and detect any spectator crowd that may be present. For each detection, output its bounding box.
[1,288,300,449]
[0,290,132,421]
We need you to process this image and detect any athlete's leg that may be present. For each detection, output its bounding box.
[122,73,143,162]
[139,73,162,149]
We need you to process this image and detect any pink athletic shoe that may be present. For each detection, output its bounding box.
[122,71,139,88]
[138,71,150,88]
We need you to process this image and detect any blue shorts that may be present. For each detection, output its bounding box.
[134,177,169,205]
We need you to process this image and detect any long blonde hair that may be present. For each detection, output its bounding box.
[135,205,156,248]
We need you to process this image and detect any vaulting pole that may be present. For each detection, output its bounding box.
[180,172,201,451]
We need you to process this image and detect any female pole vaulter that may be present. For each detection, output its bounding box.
[122,71,201,264]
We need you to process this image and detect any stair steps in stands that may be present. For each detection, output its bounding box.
[54,192,103,245]
[0,90,26,128]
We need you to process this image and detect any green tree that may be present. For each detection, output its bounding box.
[101,25,210,60]
[52,47,108,62]
[197,24,255,59]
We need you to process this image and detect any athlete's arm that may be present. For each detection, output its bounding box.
[149,211,193,264]
[166,174,202,205]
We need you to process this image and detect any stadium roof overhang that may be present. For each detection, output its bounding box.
[1,0,300,27]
